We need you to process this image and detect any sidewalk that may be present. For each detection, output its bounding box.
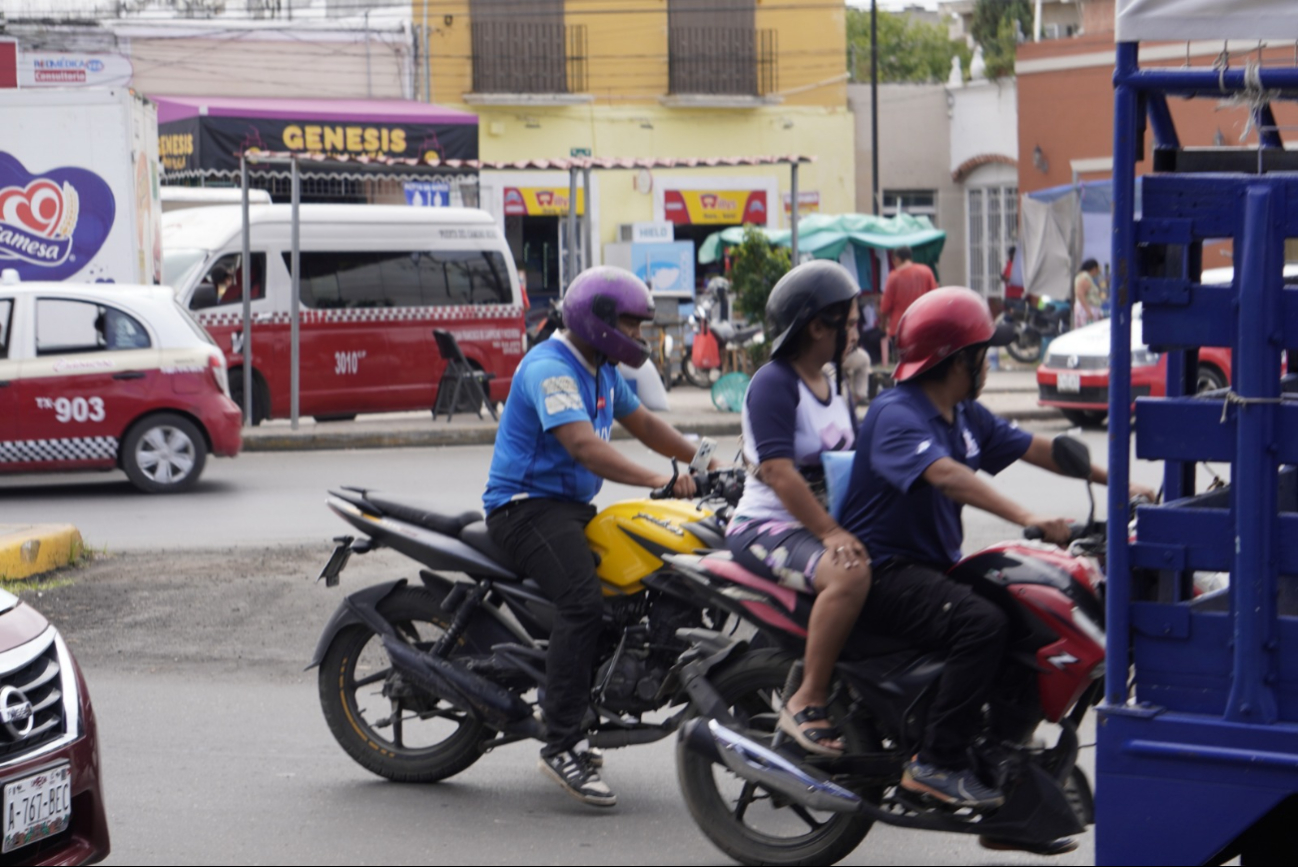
[242,367,1053,453]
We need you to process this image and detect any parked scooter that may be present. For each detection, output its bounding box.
[684,277,764,388]
[664,437,1111,866]
[999,294,1073,363]
[309,451,746,784]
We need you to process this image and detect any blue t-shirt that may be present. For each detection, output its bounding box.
[840,383,1032,569]
[483,337,640,512]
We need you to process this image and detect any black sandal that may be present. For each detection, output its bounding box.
[778,705,844,756]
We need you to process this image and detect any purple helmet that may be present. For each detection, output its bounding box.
[563,266,656,367]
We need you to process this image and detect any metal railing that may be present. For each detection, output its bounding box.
[668,27,777,96]
[471,21,588,94]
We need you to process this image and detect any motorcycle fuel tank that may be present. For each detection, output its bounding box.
[586,498,715,595]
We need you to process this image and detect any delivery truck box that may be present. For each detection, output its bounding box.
[0,87,161,285]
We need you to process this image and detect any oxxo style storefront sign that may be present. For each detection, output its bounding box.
[502,187,586,217]
[664,190,767,225]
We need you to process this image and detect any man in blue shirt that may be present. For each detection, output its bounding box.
[484,267,703,808]
[840,287,1148,842]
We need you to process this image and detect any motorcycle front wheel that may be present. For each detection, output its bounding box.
[677,649,881,867]
[318,586,489,783]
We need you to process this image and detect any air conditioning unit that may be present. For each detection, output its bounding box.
[618,224,636,242]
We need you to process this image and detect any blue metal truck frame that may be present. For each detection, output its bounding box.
[1100,40,1298,865]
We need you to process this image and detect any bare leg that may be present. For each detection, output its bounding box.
[784,557,872,749]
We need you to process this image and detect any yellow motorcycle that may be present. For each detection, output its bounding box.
[309,465,744,782]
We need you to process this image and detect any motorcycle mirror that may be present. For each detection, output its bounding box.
[1052,435,1092,480]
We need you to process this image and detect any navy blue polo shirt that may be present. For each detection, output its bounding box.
[840,383,1032,569]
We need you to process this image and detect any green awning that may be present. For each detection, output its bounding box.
[699,213,946,267]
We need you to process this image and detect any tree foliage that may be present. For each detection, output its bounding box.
[846,8,971,84]
[729,225,790,339]
[971,0,1031,78]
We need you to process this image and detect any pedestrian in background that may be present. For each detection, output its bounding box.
[880,246,938,363]
[1073,259,1103,329]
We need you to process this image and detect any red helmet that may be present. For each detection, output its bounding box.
[893,286,1013,382]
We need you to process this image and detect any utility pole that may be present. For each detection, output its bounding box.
[870,0,880,216]
[364,10,372,98]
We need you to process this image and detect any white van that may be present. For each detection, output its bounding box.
[162,205,524,422]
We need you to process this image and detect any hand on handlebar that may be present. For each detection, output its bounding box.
[1024,516,1073,546]
[1129,483,1159,505]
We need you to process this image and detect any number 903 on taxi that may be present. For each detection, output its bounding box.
[0,274,242,493]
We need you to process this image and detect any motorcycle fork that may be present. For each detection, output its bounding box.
[433,581,492,657]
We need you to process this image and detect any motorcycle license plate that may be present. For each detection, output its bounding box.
[1058,372,1081,394]
[3,764,72,854]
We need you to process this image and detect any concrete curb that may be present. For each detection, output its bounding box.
[241,406,1064,452]
[0,524,84,581]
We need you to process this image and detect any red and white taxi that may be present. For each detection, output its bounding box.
[1036,303,1232,427]
[0,276,241,492]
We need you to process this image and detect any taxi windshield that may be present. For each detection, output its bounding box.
[163,248,208,289]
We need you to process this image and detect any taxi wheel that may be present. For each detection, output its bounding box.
[1062,408,1107,428]
[122,413,208,494]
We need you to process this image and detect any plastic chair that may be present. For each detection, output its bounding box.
[432,329,498,422]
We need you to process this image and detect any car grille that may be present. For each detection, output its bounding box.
[1044,353,1109,371]
[1039,384,1152,403]
[0,639,65,761]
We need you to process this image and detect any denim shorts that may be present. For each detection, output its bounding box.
[725,517,826,594]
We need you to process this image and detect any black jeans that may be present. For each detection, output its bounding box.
[486,498,600,756]
[858,560,1010,769]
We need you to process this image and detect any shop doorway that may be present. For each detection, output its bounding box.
[507,215,586,307]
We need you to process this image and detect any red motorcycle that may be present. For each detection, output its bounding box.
[665,437,1108,866]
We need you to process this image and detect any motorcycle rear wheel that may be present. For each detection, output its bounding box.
[1005,329,1043,364]
[319,586,489,783]
[677,649,880,867]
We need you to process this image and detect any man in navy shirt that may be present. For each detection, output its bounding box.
[840,287,1148,838]
[484,267,703,808]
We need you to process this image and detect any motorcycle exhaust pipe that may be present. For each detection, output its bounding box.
[679,717,863,814]
[383,637,531,727]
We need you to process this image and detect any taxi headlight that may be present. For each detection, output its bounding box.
[1132,347,1161,367]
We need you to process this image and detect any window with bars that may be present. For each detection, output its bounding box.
[967,185,1017,297]
[883,189,937,223]
[469,0,587,94]
[667,0,774,96]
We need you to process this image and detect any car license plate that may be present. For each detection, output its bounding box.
[3,765,72,854]
[1058,372,1081,394]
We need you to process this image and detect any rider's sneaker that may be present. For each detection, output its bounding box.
[582,746,605,769]
[900,757,1005,810]
[539,749,617,807]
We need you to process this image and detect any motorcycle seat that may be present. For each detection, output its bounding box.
[459,521,520,577]
[367,495,483,538]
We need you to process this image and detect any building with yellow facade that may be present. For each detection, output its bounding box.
[415,0,855,299]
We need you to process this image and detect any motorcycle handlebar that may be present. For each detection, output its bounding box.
[1023,521,1106,544]
[650,463,746,504]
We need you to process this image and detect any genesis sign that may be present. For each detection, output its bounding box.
[0,152,116,281]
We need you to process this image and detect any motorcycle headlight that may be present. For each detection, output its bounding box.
[1132,347,1161,367]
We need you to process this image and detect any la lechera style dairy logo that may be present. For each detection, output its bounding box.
[0,152,115,281]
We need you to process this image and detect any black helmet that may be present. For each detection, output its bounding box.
[766,260,860,358]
